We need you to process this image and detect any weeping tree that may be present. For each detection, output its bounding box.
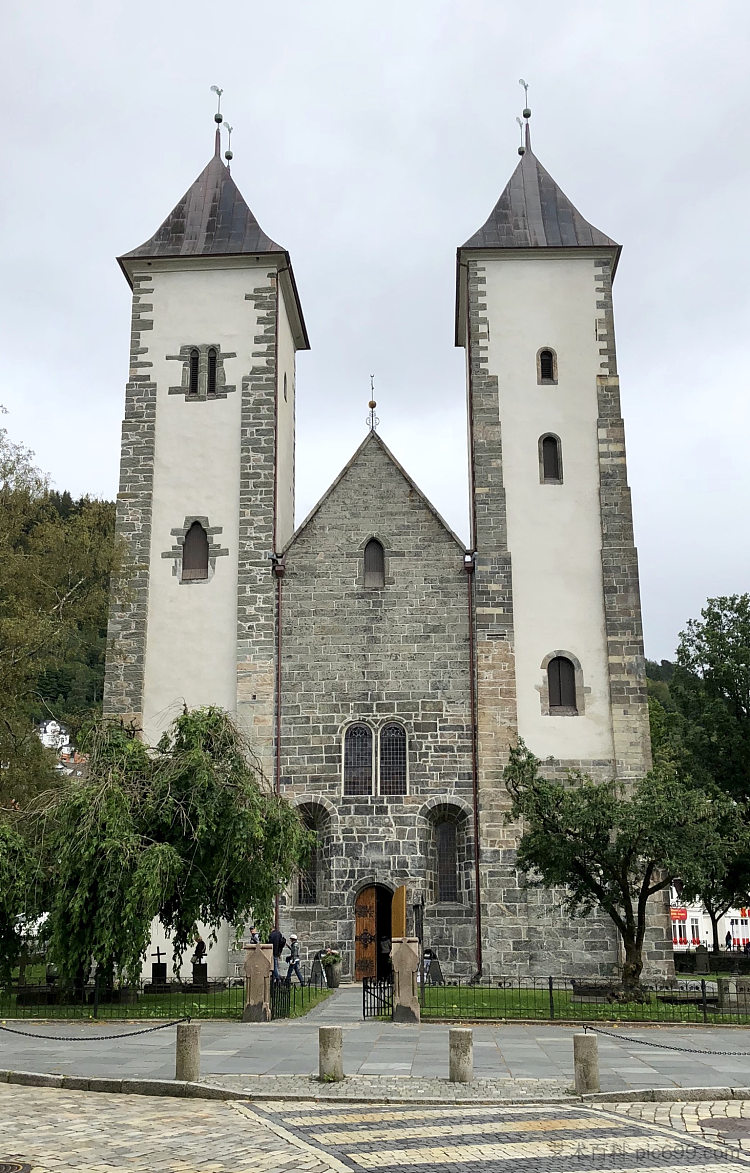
[504,740,744,994]
[38,707,312,984]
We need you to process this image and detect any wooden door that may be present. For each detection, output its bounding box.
[354,886,377,979]
[391,884,407,939]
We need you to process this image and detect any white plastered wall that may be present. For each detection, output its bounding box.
[138,261,272,747]
[140,918,231,981]
[276,287,296,548]
[484,253,615,761]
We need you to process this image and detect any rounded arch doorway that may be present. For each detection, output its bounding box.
[354,883,393,980]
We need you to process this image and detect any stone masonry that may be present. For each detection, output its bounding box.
[103,272,155,725]
[278,434,477,975]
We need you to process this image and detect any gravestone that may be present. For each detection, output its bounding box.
[695,944,710,974]
[422,949,445,985]
[191,962,208,992]
[310,953,327,987]
[242,943,273,1022]
[150,946,168,990]
[391,936,420,1023]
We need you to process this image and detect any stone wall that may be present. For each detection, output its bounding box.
[278,434,477,976]
[103,273,155,725]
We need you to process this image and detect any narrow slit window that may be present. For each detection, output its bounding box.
[343,724,373,795]
[364,539,385,587]
[539,349,555,381]
[379,723,406,796]
[181,521,209,581]
[548,656,577,711]
[436,821,458,902]
[189,349,199,396]
[541,435,562,482]
[297,809,321,905]
[207,348,217,397]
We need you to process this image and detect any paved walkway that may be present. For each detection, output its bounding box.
[5,1083,750,1171]
[3,984,750,1096]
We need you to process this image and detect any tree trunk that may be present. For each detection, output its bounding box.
[707,908,721,954]
[621,935,644,994]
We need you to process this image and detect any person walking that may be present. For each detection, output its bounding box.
[726,929,734,951]
[285,933,304,985]
[268,925,286,979]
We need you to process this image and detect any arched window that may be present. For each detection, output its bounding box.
[379,723,406,796]
[364,539,385,587]
[436,820,458,902]
[548,656,577,711]
[343,724,373,795]
[538,347,557,383]
[540,434,562,483]
[189,349,200,396]
[297,805,326,905]
[207,348,217,397]
[181,521,209,581]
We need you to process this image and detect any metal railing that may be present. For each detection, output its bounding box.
[270,971,327,1020]
[363,975,394,1019]
[416,974,750,1024]
[2,964,329,1021]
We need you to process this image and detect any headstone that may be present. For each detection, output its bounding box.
[391,936,420,1023]
[310,954,327,987]
[242,943,273,1022]
[695,944,710,974]
[191,962,208,991]
[422,949,445,985]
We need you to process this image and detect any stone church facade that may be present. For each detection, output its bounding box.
[105,118,672,980]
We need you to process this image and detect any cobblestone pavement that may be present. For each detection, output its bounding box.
[5,1083,750,1172]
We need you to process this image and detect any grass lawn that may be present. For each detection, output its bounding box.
[419,984,750,1025]
[0,983,333,1021]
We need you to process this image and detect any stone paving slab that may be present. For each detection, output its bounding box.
[5,1083,750,1172]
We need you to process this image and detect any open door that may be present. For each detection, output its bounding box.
[354,886,377,979]
[391,884,407,939]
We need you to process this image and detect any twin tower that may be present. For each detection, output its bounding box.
[104,120,671,978]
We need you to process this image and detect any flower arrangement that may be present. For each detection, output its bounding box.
[321,948,342,966]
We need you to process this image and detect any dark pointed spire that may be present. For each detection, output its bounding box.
[461,140,618,251]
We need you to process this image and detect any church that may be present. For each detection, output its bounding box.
[104,109,672,981]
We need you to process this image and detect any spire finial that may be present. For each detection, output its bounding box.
[211,86,224,158]
[367,375,379,432]
[224,124,233,170]
[516,117,526,156]
[518,78,531,153]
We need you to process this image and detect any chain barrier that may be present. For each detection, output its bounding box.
[584,1023,750,1057]
[0,1016,190,1043]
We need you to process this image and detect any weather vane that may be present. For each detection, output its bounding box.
[211,85,224,124]
[517,78,531,154]
[367,376,379,432]
[224,123,233,164]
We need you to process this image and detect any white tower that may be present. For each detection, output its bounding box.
[457,118,668,975]
[104,125,308,763]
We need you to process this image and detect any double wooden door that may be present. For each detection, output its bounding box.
[354,885,407,980]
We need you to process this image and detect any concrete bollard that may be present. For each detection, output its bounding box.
[573,1032,600,1094]
[175,1022,201,1082]
[448,1027,473,1083]
[319,1025,344,1081]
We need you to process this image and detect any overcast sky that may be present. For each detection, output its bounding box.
[1,1,748,660]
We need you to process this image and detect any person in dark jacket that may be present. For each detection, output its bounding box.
[285,933,304,985]
[268,925,286,978]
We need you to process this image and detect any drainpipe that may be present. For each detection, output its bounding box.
[465,552,482,980]
[272,268,281,930]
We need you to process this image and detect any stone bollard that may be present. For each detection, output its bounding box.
[448,1027,473,1083]
[319,1026,344,1081]
[175,1021,201,1082]
[573,1032,600,1094]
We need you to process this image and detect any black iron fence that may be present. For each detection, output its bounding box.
[417,974,750,1024]
[1,964,329,1021]
[269,972,327,1020]
[363,975,394,1019]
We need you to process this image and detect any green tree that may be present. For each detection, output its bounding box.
[673,595,750,799]
[504,741,744,993]
[40,708,312,984]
